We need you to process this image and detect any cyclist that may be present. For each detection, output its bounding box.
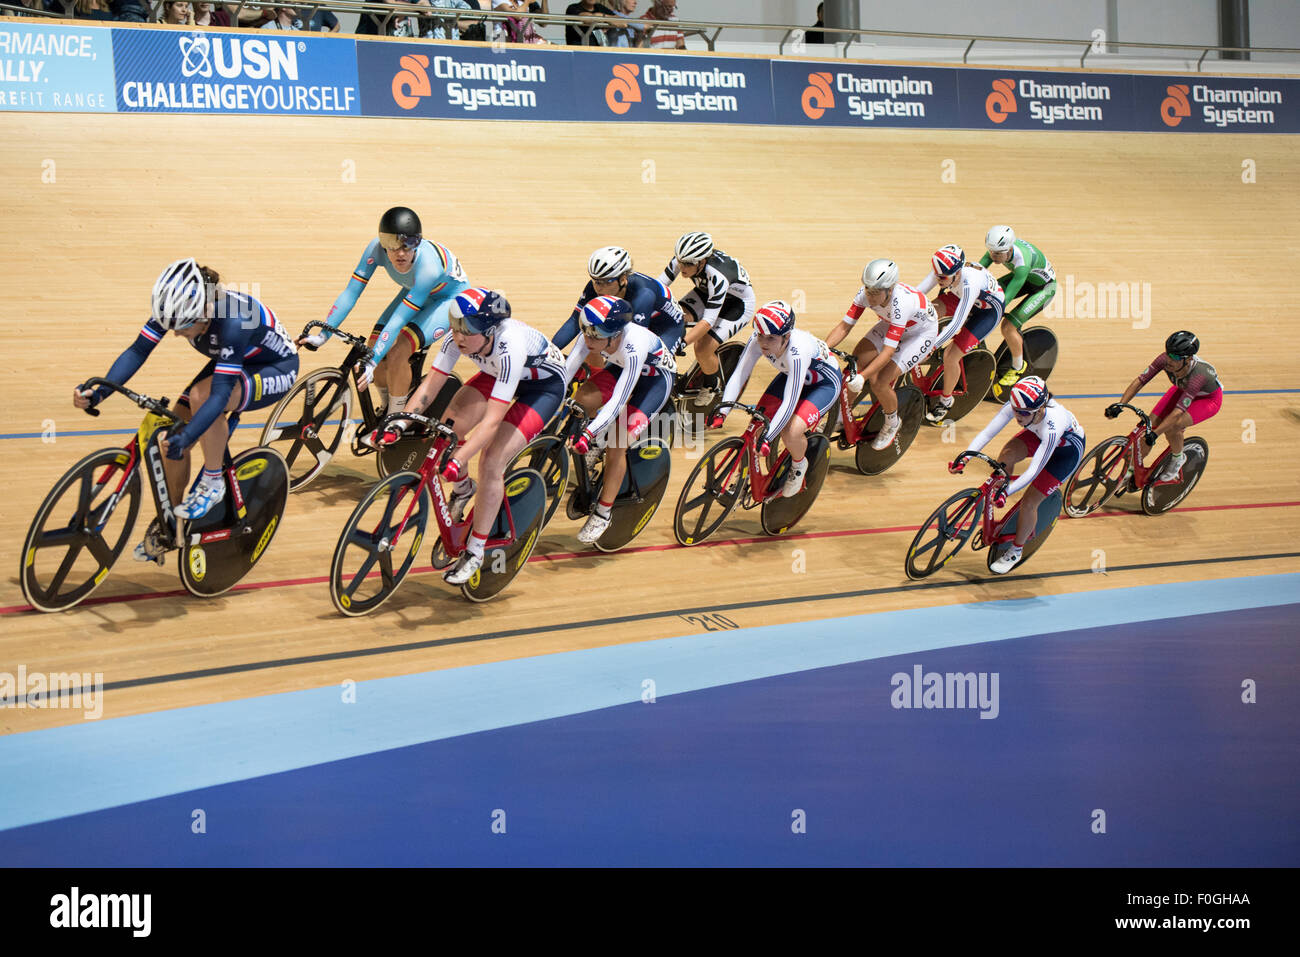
[553,246,686,355]
[824,258,938,450]
[73,258,299,561]
[659,231,756,403]
[301,206,469,421]
[370,287,566,585]
[950,376,1084,575]
[563,296,676,543]
[1107,330,1221,483]
[979,225,1057,388]
[916,244,1005,424]
[710,300,842,499]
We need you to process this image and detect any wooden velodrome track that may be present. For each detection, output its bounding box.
[2,106,1298,735]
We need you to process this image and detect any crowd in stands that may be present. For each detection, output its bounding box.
[6,0,687,47]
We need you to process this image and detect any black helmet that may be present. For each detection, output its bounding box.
[378,206,422,251]
[1165,330,1199,360]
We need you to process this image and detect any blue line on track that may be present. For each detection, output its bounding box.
[0,572,1295,833]
[5,389,1295,441]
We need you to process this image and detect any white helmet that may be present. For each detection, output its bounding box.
[862,258,899,291]
[674,231,714,265]
[985,225,1016,254]
[587,245,633,282]
[151,258,207,330]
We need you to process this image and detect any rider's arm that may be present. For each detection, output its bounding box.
[966,403,1015,456]
[861,296,908,380]
[587,348,642,438]
[369,257,445,365]
[933,280,977,349]
[825,287,867,349]
[763,347,808,445]
[91,320,166,400]
[915,272,938,296]
[1000,260,1032,302]
[554,284,595,350]
[658,257,680,287]
[563,336,591,383]
[170,361,239,452]
[321,240,382,337]
[1120,355,1164,405]
[455,337,526,466]
[407,335,460,415]
[719,334,760,407]
[978,252,993,268]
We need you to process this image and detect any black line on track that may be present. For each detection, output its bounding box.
[25,550,1300,703]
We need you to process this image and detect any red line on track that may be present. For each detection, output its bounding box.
[5,499,1298,616]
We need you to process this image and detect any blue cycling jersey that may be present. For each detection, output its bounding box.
[553,272,684,349]
[99,291,296,452]
[323,238,468,363]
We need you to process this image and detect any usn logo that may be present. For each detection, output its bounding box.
[178,34,302,81]
[801,72,834,120]
[605,63,642,114]
[1161,84,1191,127]
[985,77,1017,123]
[392,54,432,110]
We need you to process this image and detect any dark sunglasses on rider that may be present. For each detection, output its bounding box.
[378,232,421,252]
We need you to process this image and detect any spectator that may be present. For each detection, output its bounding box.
[457,0,487,41]
[303,5,340,31]
[158,0,194,23]
[495,1,548,44]
[642,0,684,49]
[425,0,472,40]
[74,0,116,18]
[260,5,303,29]
[564,0,622,47]
[807,3,824,45]
[605,0,645,46]
[192,2,232,25]
[14,0,60,16]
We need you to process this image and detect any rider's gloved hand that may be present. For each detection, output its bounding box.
[1104,403,1123,419]
[706,412,726,430]
[571,430,595,455]
[73,384,101,413]
[441,457,467,483]
[948,458,966,475]
[299,331,329,350]
[165,429,188,461]
[992,484,1009,509]
[758,439,771,459]
[355,359,377,390]
[1143,430,1158,447]
[362,421,407,449]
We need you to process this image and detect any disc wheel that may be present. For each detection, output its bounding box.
[986,489,1063,573]
[330,471,431,616]
[1141,438,1210,515]
[259,367,353,492]
[853,386,925,476]
[989,326,1060,403]
[672,435,747,546]
[760,435,832,536]
[943,349,997,422]
[511,434,569,530]
[1063,436,1129,518]
[903,488,982,580]
[20,447,142,612]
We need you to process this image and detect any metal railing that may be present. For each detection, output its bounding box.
[3,3,1297,71]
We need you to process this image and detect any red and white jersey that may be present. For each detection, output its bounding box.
[844,282,937,349]
[723,328,838,443]
[563,323,675,437]
[970,399,1085,496]
[432,318,565,404]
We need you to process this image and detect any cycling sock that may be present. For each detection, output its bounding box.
[1011,352,1025,370]
[389,394,407,416]
[467,532,487,558]
[885,411,900,425]
[939,393,954,405]
[200,467,223,485]
[596,499,613,518]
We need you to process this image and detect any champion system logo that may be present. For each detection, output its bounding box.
[392,54,432,110]
[801,72,834,119]
[985,77,1017,123]
[1161,84,1191,126]
[605,63,642,114]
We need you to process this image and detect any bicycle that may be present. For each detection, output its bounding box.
[21,378,289,612]
[904,319,997,424]
[988,323,1060,403]
[512,398,672,551]
[259,320,460,492]
[673,401,831,546]
[820,348,926,475]
[1063,402,1210,518]
[904,451,1063,580]
[329,412,546,613]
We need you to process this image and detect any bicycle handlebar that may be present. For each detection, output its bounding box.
[714,400,772,431]
[78,377,181,423]
[830,347,860,376]
[1113,402,1154,431]
[954,450,1009,478]
[376,411,456,444]
[298,320,371,351]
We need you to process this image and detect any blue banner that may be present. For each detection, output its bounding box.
[112,28,359,115]
[0,21,116,113]
[1131,73,1299,133]
[772,60,959,128]
[570,51,773,124]
[957,68,1135,131]
[358,41,575,120]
